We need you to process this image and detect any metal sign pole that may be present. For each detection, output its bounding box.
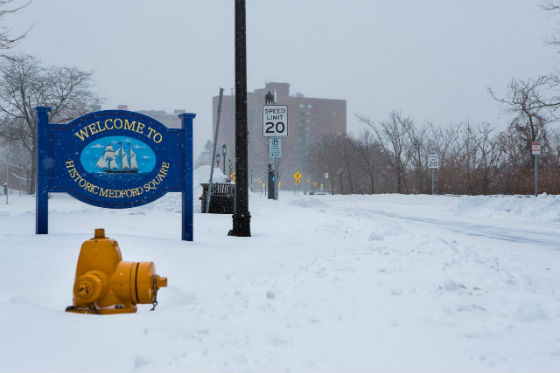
[5,161,8,205]
[35,106,51,234]
[180,113,196,241]
[431,169,435,195]
[534,154,539,197]
[265,92,276,200]
[274,149,279,200]
[532,141,541,197]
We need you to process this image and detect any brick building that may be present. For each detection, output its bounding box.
[212,82,346,188]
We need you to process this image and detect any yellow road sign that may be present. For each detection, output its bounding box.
[293,171,302,180]
[295,179,301,184]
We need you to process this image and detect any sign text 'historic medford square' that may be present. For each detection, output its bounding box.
[36,107,196,240]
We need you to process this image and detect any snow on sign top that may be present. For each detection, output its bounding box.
[263,105,288,137]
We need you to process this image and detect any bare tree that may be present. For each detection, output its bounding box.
[353,130,380,194]
[0,54,102,193]
[542,0,560,11]
[357,111,412,193]
[471,123,499,194]
[490,76,559,144]
[541,0,560,48]
[341,135,356,194]
[424,122,462,193]
[1,0,30,51]
[404,123,428,193]
[307,134,345,193]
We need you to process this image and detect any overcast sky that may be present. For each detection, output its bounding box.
[5,0,560,154]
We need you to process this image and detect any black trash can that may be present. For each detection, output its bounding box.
[200,183,235,214]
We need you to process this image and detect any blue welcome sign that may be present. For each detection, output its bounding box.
[35,106,196,241]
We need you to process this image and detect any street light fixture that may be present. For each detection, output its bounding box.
[222,144,227,175]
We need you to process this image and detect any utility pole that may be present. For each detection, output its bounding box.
[229,0,251,237]
[206,87,224,213]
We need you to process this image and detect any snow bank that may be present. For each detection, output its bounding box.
[322,193,560,223]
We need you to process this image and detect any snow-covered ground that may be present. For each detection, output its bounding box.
[1,181,560,371]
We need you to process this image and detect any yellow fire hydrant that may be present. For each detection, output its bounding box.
[66,228,167,314]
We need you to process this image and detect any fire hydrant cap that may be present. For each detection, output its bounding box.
[157,276,168,289]
[94,228,105,239]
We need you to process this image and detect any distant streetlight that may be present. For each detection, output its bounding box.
[222,144,227,175]
[2,158,21,205]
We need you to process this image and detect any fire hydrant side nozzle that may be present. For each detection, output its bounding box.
[66,228,167,315]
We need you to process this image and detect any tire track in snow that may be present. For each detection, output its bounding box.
[326,204,560,249]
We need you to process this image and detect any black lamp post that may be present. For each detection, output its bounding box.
[222,144,227,175]
[229,0,251,237]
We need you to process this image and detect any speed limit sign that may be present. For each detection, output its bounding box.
[263,105,288,137]
[428,154,440,169]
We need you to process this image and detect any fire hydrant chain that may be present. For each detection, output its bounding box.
[150,275,158,311]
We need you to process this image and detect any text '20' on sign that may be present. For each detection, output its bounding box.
[428,154,440,169]
[263,105,288,137]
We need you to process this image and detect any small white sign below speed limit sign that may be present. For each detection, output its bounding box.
[263,105,288,137]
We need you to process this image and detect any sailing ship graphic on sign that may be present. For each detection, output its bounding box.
[80,136,156,174]
[96,142,139,173]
